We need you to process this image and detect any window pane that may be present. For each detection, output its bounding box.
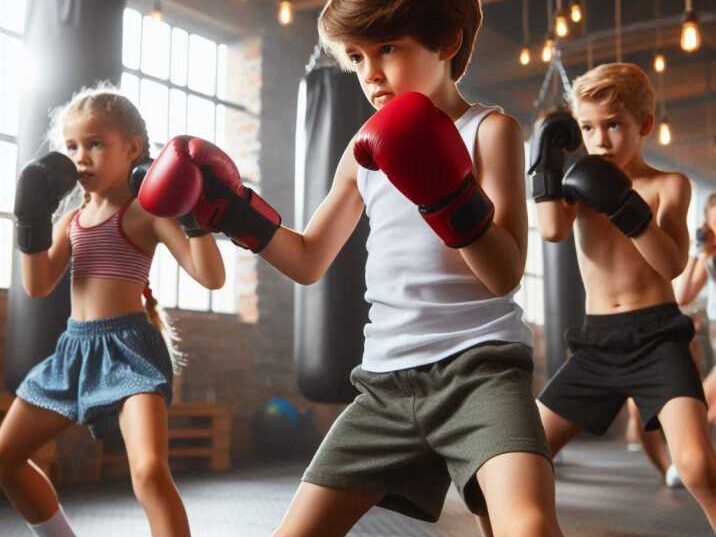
[216,105,259,184]
[168,89,187,139]
[188,34,216,96]
[0,34,21,136]
[187,95,215,141]
[0,141,17,213]
[211,240,236,313]
[141,16,170,80]
[150,245,178,308]
[170,28,188,86]
[0,218,12,288]
[236,249,258,322]
[526,276,544,325]
[0,0,27,34]
[217,44,227,102]
[526,229,543,276]
[178,269,210,311]
[122,8,142,70]
[120,72,140,107]
[140,78,169,143]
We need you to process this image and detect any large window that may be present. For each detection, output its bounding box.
[122,8,260,319]
[0,0,26,289]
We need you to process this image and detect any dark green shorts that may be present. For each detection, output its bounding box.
[302,342,550,521]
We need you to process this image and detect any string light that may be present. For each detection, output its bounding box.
[519,0,530,66]
[653,53,666,74]
[520,47,531,65]
[680,1,702,53]
[555,10,569,38]
[278,1,293,26]
[149,1,163,21]
[542,36,554,63]
[658,118,672,146]
[569,1,583,23]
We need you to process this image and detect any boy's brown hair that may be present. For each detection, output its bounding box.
[571,62,655,125]
[318,0,482,81]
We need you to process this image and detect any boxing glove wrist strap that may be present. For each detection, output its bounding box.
[16,219,52,254]
[531,169,564,203]
[224,188,281,253]
[419,175,494,248]
[609,190,652,238]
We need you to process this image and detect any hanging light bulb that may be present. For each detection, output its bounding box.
[570,1,583,23]
[519,47,531,66]
[278,1,293,26]
[653,53,666,73]
[680,9,702,52]
[555,10,569,37]
[542,36,554,63]
[149,1,163,21]
[658,118,672,145]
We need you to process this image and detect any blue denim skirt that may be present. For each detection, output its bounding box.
[16,312,173,438]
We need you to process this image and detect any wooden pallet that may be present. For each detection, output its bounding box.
[0,392,56,477]
[101,403,232,473]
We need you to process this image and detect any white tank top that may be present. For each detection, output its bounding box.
[356,102,533,372]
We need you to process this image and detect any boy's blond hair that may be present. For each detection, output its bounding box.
[572,62,655,124]
[318,0,482,81]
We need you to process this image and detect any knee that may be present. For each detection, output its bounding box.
[493,509,557,537]
[673,448,716,491]
[129,455,172,500]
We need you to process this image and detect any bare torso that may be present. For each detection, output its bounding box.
[571,170,685,314]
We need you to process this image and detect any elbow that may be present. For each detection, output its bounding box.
[486,272,522,297]
[23,282,50,299]
[295,271,322,286]
[540,226,570,243]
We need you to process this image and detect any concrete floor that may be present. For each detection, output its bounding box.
[0,438,711,536]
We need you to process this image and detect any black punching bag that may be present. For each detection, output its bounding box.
[542,236,585,375]
[294,58,374,403]
[5,0,125,391]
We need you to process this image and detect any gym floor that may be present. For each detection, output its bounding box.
[0,438,710,536]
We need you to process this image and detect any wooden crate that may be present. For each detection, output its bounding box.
[101,403,232,474]
[0,392,57,478]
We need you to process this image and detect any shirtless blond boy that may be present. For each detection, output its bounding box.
[530,62,716,530]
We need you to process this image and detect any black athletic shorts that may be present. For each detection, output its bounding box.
[539,303,705,434]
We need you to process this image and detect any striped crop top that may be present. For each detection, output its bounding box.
[69,202,153,285]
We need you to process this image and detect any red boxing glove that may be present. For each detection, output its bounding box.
[139,136,281,252]
[137,139,203,217]
[354,92,494,248]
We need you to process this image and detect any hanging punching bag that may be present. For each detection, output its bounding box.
[294,56,374,403]
[5,0,124,391]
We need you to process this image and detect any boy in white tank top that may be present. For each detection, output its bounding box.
[260,2,564,535]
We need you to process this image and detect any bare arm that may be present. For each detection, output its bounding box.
[457,113,527,295]
[535,199,577,242]
[260,141,365,285]
[20,210,74,298]
[154,217,226,289]
[632,173,690,280]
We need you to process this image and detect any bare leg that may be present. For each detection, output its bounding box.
[660,397,716,531]
[537,401,581,457]
[474,402,578,536]
[119,393,190,537]
[0,399,73,523]
[272,482,382,537]
[627,399,670,479]
[477,452,563,537]
[702,368,716,426]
